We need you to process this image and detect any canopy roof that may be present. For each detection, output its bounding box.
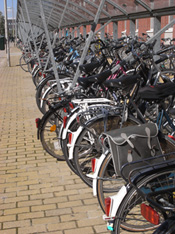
[16,0,175,31]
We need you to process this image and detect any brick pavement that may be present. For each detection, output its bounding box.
[0,45,107,234]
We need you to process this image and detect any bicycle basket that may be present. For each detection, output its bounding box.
[103,123,163,179]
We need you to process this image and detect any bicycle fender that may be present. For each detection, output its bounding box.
[103,185,127,219]
[68,126,83,160]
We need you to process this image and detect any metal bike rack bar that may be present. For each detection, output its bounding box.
[38,0,62,93]
[71,0,106,88]
[43,0,69,72]
[94,20,112,36]
[23,0,42,68]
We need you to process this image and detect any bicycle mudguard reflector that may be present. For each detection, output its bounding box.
[103,123,163,178]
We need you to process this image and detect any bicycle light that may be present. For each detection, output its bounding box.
[141,203,160,225]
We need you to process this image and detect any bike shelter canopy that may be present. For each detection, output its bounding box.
[16,0,175,31]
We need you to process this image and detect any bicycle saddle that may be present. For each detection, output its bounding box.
[138,82,175,101]
[104,74,140,89]
[79,61,100,74]
[78,69,111,89]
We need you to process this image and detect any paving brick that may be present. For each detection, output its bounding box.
[45,208,72,217]
[0,215,16,222]
[4,207,30,215]
[3,220,30,229]
[0,229,16,234]
[32,216,60,225]
[47,221,76,232]
[0,47,109,234]
[64,227,94,234]
[18,199,42,207]
[60,213,88,222]
[43,196,68,204]
[18,211,44,220]
[18,224,47,234]
[77,217,105,227]
[31,204,56,212]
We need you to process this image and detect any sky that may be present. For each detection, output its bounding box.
[0,0,17,19]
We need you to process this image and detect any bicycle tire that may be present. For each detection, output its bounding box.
[113,167,175,233]
[73,115,139,188]
[19,55,29,72]
[96,116,140,212]
[40,79,72,114]
[35,73,71,112]
[97,134,175,214]
[39,104,67,160]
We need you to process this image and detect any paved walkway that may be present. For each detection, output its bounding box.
[0,46,107,234]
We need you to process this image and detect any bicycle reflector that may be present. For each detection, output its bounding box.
[63,108,67,113]
[91,158,96,172]
[105,197,112,217]
[35,118,40,128]
[63,116,67,128]
[141,203,160,225]
[76,116,80,123]
[68,133,72,144]
[168,135,175,141]
[69,102,74,109]
[50,124,56,132]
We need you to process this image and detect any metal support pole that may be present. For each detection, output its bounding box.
[153,16,161,52]
[71,0,106,88]
[147,19,175,44]
[23,0,41,68]
[83,25,86,38]
[77,27,80,38]
[4,0,11,67]
[71,27,74,38]
[94,20,112,36]
[111,19,175,74]
[113,21,118,40]
[19,10,32,51]
[38,0,62,93]
[130,19,136,37]
[100,23,105,40]
[44,0,69,71]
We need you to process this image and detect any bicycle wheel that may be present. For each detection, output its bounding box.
[39,104,66,160]
[97,134,175,214]
[19,55,29,72]
[113,167,175,233]
[157,69,175,83]
[97,116,140,212]
[73,115,139,188]
[40,79,72,114]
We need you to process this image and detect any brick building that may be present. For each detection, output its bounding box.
[78,15,175,41]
